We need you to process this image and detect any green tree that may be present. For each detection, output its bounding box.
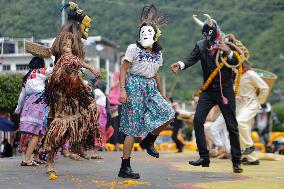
[0,0,283,102]
[0,73,23,114]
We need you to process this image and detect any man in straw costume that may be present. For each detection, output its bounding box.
[171,14,244,173]
[37,1,101,179]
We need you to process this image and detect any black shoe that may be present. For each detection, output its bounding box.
[139,133,159,158]
[176,148,183,153]
[145,145,159,158]
[233,163,243,173]
[242,146,255,155]
[188,158,210,167]
[241,157,248,163]
[118,167,140,179]
[118,157,140,179]
[242,160,260,165]
[177,144,184,153]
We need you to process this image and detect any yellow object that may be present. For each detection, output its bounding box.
[159,130,172,136]
[183,142,197,152]
[198,51,242,96]
[133,143,143,152]
[159,130,185,143]
[198,58,226,96]
[154,28,161,42]
[254,143,266,153]
[122,180,149,185]
[269,132,284,145]
[81,15,91,40]
[118,144,124,151]
[251,131,260,143]
[159,142,171,152]
[254,68,278,101]
[69,2,78,9]
[157,130,187,152]
[105,143,115,151]
[234,59,242,96]
[49,172,57,180]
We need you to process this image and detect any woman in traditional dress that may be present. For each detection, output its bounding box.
[15,57,52,166]
[118,5,175,179]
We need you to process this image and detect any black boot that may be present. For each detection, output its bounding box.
[118,157,140,179]
[139,133,159,158]
[188,158,210,167]
[176,143,184,153]
[233,163,243,173]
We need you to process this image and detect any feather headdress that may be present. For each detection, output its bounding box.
[139,5,167,27]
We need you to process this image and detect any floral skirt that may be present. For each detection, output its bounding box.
[18,93,48,153]
[120,75,175,137]
[19,93,48,135]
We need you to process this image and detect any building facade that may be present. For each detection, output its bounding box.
[0,36,120,93]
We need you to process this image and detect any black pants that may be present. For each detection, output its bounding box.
[172,125,184,150]
[108,106,125,145]
[193,88,241,164]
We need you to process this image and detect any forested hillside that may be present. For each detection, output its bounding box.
[1,0,283,102]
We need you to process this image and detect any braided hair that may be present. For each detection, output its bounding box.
[22,57,45,87]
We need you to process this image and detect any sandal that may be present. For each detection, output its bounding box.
[34,159,47,165]
[90,155,104,160]
[62,150,71,158]
[69,153,82,161]
[21,160,38,166]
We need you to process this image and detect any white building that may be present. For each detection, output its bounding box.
[0,36,120,93]
[0,36,120,146]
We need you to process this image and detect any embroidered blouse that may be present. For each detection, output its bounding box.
[124,43,163,78]
[15,67,53,113]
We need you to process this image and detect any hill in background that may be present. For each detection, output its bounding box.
[1,0,283,102]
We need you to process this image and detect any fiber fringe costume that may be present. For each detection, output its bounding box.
[43,53,101,151]
[35,2,101,178]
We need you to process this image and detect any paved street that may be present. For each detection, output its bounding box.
[0,152,283,189]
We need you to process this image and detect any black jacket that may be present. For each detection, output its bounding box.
[182,39,238,90]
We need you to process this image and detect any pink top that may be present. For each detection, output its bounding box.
[108,71,121,105]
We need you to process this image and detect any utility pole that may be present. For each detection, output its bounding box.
[162,75,166,96]
[61,0,65,26]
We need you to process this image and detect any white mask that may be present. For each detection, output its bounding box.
[139,25,155,48]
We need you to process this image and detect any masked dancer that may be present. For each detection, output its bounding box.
[118,5,175,179]
[40,2,101,179]
[171,14,244,173]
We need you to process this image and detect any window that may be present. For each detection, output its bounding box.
[100,58,106,69]
[16,64,29,71]
[2,65,11,71]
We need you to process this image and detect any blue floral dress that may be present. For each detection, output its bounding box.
[120,43,175,136]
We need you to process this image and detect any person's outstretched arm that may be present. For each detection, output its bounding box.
[171,43,200,74]
[81,62,100,79]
